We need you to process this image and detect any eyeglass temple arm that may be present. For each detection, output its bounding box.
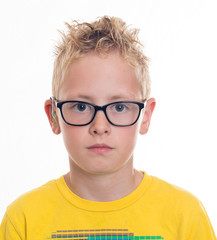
[50,97,59,117]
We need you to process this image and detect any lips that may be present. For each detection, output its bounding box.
[87,144,113,154]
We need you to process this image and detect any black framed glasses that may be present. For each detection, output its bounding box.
[51,97,146,127]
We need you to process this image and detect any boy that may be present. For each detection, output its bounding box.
[0,16,216,240]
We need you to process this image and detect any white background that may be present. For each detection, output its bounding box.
[0,0,216,233]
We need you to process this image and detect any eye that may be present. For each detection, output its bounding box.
[65,102,91,112]
[75,103,89,112]
[113,103,127,112]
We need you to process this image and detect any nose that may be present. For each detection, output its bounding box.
[89,110,111,136]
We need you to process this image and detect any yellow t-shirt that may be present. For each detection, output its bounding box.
[0,172,216,240]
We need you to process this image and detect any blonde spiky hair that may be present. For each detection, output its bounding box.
[52,16,151,99]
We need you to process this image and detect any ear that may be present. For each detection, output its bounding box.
[44,99,61,135]
[139,98,156,135]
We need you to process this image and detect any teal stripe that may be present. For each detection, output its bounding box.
[88,237,163,240]
[46,236,164,240]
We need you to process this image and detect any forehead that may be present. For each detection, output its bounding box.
[58,52,142,102]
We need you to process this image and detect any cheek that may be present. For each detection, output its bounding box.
[115,125,140,149]
[61,125,87,151]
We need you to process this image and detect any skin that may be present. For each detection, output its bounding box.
[44,51,155,202]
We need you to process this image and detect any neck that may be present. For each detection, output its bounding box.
[64,157,143,202]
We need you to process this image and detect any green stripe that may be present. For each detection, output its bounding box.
[46,236,164,240]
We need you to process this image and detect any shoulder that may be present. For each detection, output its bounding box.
[6,177,62,217]
[1,177,63,239]
[151,175,198,198]
[147,174,202,212]
[147,175,216,239]
[145,174,212,228]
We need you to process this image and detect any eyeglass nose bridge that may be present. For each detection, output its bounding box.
[91,105,111,124]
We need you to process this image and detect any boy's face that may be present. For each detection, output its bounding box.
[45,51,155,175]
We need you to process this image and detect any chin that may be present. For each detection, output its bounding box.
[70,156,127,176]
[82,162,125,176]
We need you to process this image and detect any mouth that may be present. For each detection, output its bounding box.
[87,144,113,154]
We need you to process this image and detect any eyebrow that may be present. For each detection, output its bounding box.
[107,95,137,101]
[74,94,93,101]
[73,94,137,101]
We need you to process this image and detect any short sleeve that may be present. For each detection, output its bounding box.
[0,211,22,240]
[186,200,216,240]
